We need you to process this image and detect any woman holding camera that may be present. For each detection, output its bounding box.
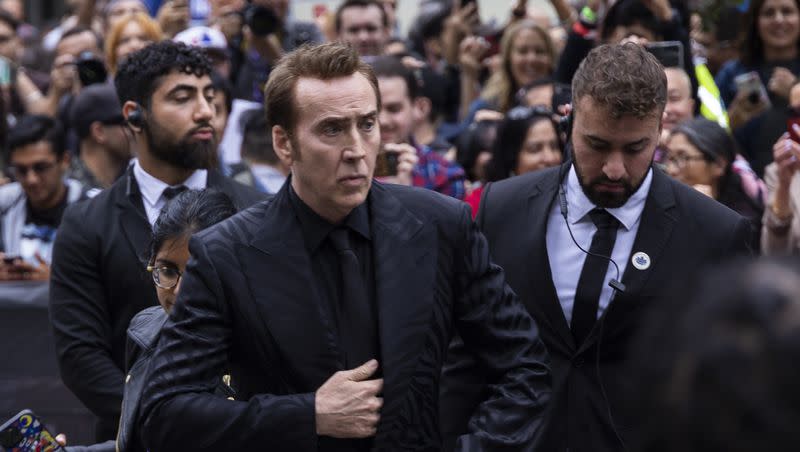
[716,0,800,129]
[459,20,556,124]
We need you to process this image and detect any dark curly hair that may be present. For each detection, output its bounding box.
[114,41,213,111]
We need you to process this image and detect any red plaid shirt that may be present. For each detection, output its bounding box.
[411,144,466,200]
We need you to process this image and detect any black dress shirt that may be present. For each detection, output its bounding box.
[288,186,379,452]
[287,185,377,350]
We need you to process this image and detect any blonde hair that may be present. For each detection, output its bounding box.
[105,12,163,74]
[481,21,555,113]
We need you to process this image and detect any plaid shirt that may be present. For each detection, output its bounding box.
[412,144,466,200]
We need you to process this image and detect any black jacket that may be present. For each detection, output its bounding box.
[138,181,551,451]
[49,168,265,441]
[441,165,752,452]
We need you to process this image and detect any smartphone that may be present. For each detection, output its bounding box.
[0,410,64,452]
[645,41,684,70]
[734,71,771,107]
[374,151,399,177]
[0,56,14,87]
[2,255,20,264]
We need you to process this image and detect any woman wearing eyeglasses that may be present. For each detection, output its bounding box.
[664,118,765,250]
[115,189,237,452]
[55,189,238,451]
[465,105,564,218]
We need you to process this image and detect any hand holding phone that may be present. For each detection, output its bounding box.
[0,410,64,451]
[734,71,771,108]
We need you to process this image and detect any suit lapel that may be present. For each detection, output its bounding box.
[578,169,677,352]
[524,168,576,353]
[115,170,152,267]
[245,185,342,390]
[367,184,434,437]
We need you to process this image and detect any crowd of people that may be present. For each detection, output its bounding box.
[0,0,799,451]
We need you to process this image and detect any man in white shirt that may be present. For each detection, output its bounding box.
[441,43,752,452]
[49,40,263,442]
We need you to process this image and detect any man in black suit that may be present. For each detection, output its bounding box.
[138,42,551,451]
[441,43,753,452]
[48,41,264,442]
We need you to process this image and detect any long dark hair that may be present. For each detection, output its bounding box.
[740,0,800,66]
[148,189,237,264]
[485,106,563,182]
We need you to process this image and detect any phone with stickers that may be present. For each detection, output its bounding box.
[0,410,64,452]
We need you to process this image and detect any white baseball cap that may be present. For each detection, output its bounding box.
[173,26,227,51]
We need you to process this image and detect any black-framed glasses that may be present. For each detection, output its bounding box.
[7,161,57,178]
[667,154,707,168]
[146,264,182,289]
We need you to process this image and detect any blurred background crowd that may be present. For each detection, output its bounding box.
[1,0,800,447]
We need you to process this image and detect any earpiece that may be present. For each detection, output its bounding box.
[127,106,144,128]
[560,110,574,143]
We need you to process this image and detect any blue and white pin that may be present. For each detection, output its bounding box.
[631,252,651,270]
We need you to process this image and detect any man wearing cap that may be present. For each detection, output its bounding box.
[69,84,132,190]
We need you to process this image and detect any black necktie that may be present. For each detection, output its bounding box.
[162,185,188,201]
[328,227,378,368]
[571,208,620,345]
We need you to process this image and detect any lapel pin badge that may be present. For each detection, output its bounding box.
[631,252,651,270]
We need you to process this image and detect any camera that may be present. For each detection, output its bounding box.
[75,51,108,87]
[244,4,280,36]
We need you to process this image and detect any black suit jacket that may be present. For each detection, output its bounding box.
[138,181,551,451]
[441,165,752,452]
[49,168,265,441]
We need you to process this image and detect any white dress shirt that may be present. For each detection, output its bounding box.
[546,165,653,323]
[133,159,208,226]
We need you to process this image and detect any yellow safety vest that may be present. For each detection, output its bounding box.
[695,63,730,130]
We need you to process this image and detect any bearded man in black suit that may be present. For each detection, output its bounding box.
[441,43,753,452]
[49,41,264,442]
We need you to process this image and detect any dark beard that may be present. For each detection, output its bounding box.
[573,160,649,208]
[144,120,215,170]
